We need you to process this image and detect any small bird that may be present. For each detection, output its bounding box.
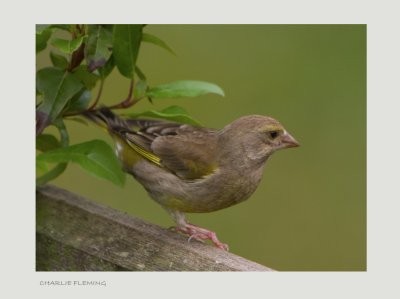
[86,108,299,250]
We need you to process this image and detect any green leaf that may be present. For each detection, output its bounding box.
[85,25,113,71]
[73,66,99,89]
[65,89,91,113]
[51,24,72,32]
[36,24,71,34]
[36,29,52,53]
[98,54,115,79]
[36,24,51,33]
[135,65,146,81]
[36,163,67,186]
[146,80,225,99]
[36,159,49,175]
[134,80,148,99]
[142,33,175,55]
[51,36,85,54]
[36,134,60,152]
[36,120,69,186]
[37,140,126,186]
[127,105,202,126]
[36,67,83,121]
[54,118,69,146]
[112,25,143,79]
[50,51,69,69]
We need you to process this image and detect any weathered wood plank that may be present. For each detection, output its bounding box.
[36,185,275,271]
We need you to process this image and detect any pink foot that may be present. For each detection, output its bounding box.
[172,223,229,251]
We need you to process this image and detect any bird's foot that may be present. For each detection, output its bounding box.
[172,223,229,251]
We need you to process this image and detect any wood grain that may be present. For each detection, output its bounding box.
[36,185,275,271]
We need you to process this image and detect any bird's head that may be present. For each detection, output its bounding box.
[219,115,299,165]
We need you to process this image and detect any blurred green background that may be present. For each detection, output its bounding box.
[36,25,366,271]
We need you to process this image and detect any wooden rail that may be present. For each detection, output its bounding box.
[36,185,274,271]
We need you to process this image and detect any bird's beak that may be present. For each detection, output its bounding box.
[281,132,300,148]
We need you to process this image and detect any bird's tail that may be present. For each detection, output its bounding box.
[83,107,130,134]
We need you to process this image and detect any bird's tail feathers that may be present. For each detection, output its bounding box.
[83,107,130,134]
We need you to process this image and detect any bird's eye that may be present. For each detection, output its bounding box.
[269,131,279,139]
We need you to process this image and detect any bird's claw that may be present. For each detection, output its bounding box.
[172,224,229,251]
[187,234,205,243]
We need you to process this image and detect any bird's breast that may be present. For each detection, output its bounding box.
[181,164,265,212]
[130,158,266,213]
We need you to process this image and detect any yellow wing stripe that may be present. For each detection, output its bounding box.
[126,139,162,166]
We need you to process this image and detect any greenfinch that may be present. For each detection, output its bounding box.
[87,108,299,250]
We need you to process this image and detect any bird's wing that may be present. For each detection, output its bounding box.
[125,119,219,180]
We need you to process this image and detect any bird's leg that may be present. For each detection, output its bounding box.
[167,209,229,251]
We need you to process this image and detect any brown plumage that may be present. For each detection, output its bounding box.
[86,108,299,250]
